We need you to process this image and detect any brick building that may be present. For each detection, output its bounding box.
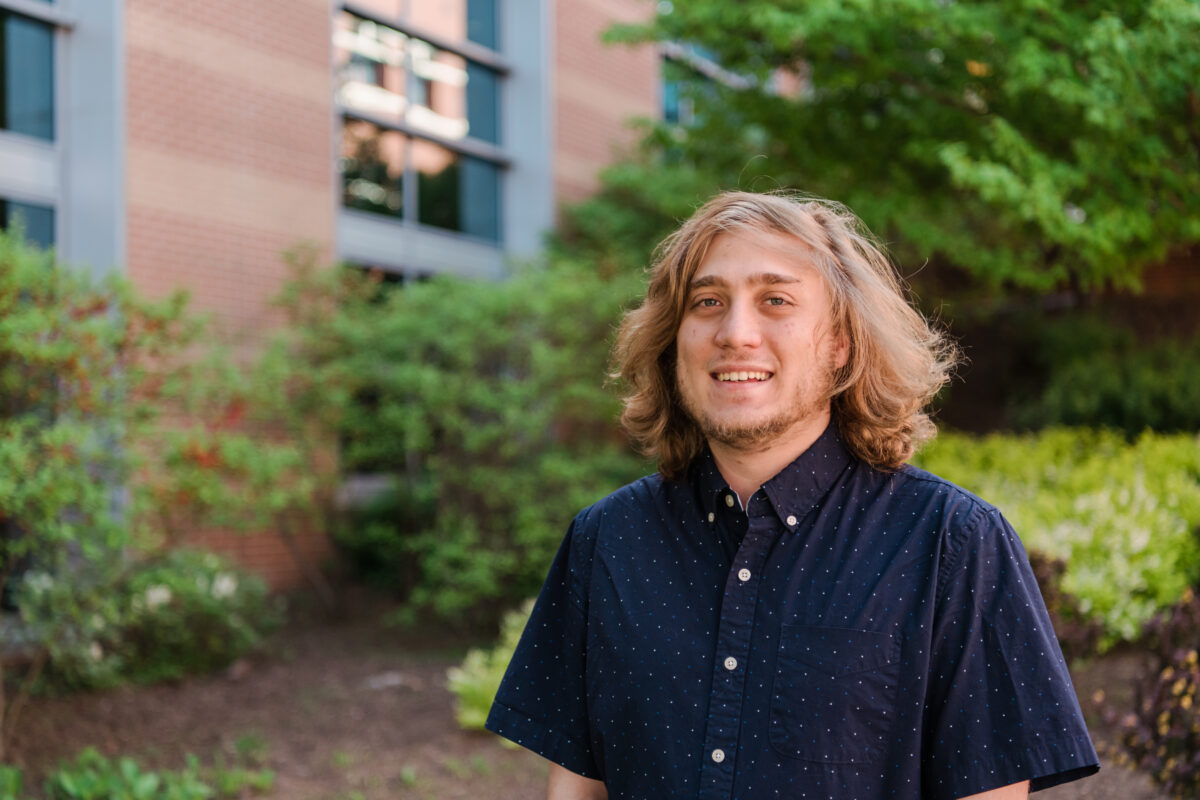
[0,0,660,588]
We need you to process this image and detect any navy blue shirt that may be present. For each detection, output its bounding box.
[486,422,1099,799]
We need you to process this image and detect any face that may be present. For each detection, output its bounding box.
[674,230,849,454]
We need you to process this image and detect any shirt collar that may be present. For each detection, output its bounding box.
[691,418,853,529]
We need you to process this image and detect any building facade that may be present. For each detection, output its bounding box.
[0,0,659,588]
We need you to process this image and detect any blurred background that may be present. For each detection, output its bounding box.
[1,0,1199,798]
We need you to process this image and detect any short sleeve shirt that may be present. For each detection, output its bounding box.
[485,422,1099,799]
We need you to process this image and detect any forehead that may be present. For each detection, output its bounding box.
[692,230,822,285]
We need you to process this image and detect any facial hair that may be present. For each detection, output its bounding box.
[676,354,839,453]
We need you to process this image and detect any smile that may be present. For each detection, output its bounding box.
[714,371,773,382]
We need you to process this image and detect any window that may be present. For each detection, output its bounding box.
[0,9,54,140]
[0,198,54,247]
[335,2,504,243]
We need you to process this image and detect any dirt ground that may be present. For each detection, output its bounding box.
[9,602,1169,800]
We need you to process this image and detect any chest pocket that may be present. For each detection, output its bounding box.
[769,624,901,764]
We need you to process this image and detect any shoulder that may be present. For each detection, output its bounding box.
[891,463,999,519]
[566,472,667,550]
[889,464,1027,594]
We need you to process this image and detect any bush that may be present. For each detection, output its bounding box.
[0,228,312,754]
[17,550,280,691]
[0,228,200,755]
[0,765,20,800]
[1016,337,1200,435]
[1120,587,1200,798]
[446,599,534,731]
[279,260,649,624]
[28,746,274,800]
[915,428,1200,648]
[331,478,434,598]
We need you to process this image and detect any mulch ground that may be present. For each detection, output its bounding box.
[8,601,1169,800]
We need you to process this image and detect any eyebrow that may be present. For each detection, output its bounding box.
[688,272,804,290]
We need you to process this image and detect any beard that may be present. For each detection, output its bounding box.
[676,360,838,453]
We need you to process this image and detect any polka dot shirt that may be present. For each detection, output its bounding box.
[486,421,1100,799]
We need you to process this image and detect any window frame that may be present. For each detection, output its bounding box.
[0,0,68,246]
[336,1,508,245]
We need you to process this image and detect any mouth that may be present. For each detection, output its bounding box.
[712,370,773,383]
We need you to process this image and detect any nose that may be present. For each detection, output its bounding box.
[714,299,762,349]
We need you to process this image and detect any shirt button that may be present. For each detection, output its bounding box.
[786,514,798,526]
[737,568,751,582]
[711,748,725,763]
[707,512,715,523]
[724,656,738,671]
[724,494,735,507]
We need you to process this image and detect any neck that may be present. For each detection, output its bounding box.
[709,408,832,502]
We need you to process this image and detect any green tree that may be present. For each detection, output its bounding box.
[607,0,1200,291]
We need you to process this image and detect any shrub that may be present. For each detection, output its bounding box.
[446,599,535,731]
[17,550,280,691]
[915,428,1200,648]
[0,227,312,754]
[0,228,200,755]
[1120,588,1200,798]
[331,478,434,598]
[1016,338,1200,435]
[0,765,20,800]
[279,260,649,624]
[34,747,273,800]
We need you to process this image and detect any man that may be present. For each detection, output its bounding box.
[485,191,1100,799]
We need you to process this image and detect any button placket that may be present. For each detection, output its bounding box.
[697,502,777,799]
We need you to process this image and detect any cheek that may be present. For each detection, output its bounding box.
[675,325,708,363]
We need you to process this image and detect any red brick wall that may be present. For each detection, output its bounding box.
[125,0,336,589]
[554,0,659,204]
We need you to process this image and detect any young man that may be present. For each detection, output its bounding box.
[485,192,1100,800]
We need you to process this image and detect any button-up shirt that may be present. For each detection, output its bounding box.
[486,422,1099,799]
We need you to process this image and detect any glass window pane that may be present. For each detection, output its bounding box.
[2,12,55,140]
[341,119,406,217]
[408,38,468,140]
[461,155,499,242]
[414,137,459,231]
[1,199,55,249]
[465,62,498,144]
[467,0,497,50]
[335,12,408,126]
[413,138,498,242]
[408,38,498,144]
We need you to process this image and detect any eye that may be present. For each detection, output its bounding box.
[693,297,721,308]
[764,296,788,306]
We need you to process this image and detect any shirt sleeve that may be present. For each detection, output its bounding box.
[485,508,602,780]
[923,506,1100,799]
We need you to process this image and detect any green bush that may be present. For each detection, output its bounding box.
[18,550,280,691]
[446,599,534,731]
[1018,338,1200,435]
[1119,587,1200,797]
[0,765,20,800]
[331,479,434,598]
[0,228,200,754]
[279,260,648,624]
[915,428,1200,648]
[32,747,274,800]
[0,228,320,758]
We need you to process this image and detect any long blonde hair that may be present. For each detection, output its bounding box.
[613,190,958,478]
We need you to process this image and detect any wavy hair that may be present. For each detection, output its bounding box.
[613,190,959,478]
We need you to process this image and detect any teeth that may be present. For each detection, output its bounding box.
[716,371,771,382]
